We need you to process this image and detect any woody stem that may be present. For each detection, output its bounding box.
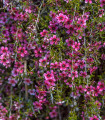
[24,60,28,100]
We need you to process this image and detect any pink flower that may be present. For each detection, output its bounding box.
[78,60,85,69]
[81,111,85,120]
[0,54,11,67]
[2,30,9,37]
[66,25,75,34]
[98,9,104,17]
[44,71,54,80]
[72,42,81,51]
[72,71,78,79]
[103,42,105,47]
[79,71,87,78]
[14,61,23,68]
[0,46,8,54]
[42,40,49,48]
[59,61,69,71]
[73,63,79,70]
[49,20,58,33]
[50,35,60,45]
[69,71,78,80]
[90,115,99,120]
[84,85,93,95]
[95,100,101,109]
[77,18,86,27]
[97,23,104,32]
[28,89,35,95]
[24,78,32,85]
[100,0,105,7]
[87,57,94,63]
[66,38,74,46]
[34,47,42,58]
[76,24,82,32]
[33,101,42,111]
[64,18,73,29]
[76,85,84,93]
[39,57,49,67]
[59,71,68,78]
[67,59,72,67]
[49,11,56,20]
[9,114,17,120]
[66,81,73,88]
[85,0,92,4]
[14,62,24,74]
[90,66,97,74]
[50,62,58,69]
[93,87,100,96]
[101,54,105,60]
[45,78,56,89]
[85,94,91,101]
[25,8,32,13]
[56,13,67,23]
[70,91,80,98]
[40,29,48,37]
[0,13,8,24]
[97,81,105,92]
[16,29,23,38]
[11,68,19,77]
[17,47,28,57]
[82,13,89,21]
[49,24,58,33]
[10,26,17,34]
[8,78,17,86]
[49,110,57,118]
[64,0,69,3]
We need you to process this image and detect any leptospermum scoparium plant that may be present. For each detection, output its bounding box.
[0,0,105,119]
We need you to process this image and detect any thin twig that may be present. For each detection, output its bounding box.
[9,86,13,117]
[24,60,28,100]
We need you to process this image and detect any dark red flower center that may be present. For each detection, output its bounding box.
[102,1,105,4]
[99,11,102,14]
[67,21,70,24]
[47,74,51,77]
[100,84,104,88]
[42,60,46,64]
[3,59,6,62]
[48,79,53,83]
[51,26,56,30]
[69,27,73,30]
[87,88,90,91]
[62,64,65,67]
[11,80,15,83]
[59,16,63,20]
[93,118,97,120]
[53,38,57,41]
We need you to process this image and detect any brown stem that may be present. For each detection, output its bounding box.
[24,60,28,100]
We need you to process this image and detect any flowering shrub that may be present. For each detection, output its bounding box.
[0,0,105,119]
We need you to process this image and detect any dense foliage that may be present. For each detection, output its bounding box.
[0,0,105,119]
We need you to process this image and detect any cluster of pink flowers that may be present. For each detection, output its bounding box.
[0,0,105,119]
[0,103,8,119]
[90,115,99,120]
[44,70,56,89]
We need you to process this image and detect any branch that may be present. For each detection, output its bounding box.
[24,60,28,101]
